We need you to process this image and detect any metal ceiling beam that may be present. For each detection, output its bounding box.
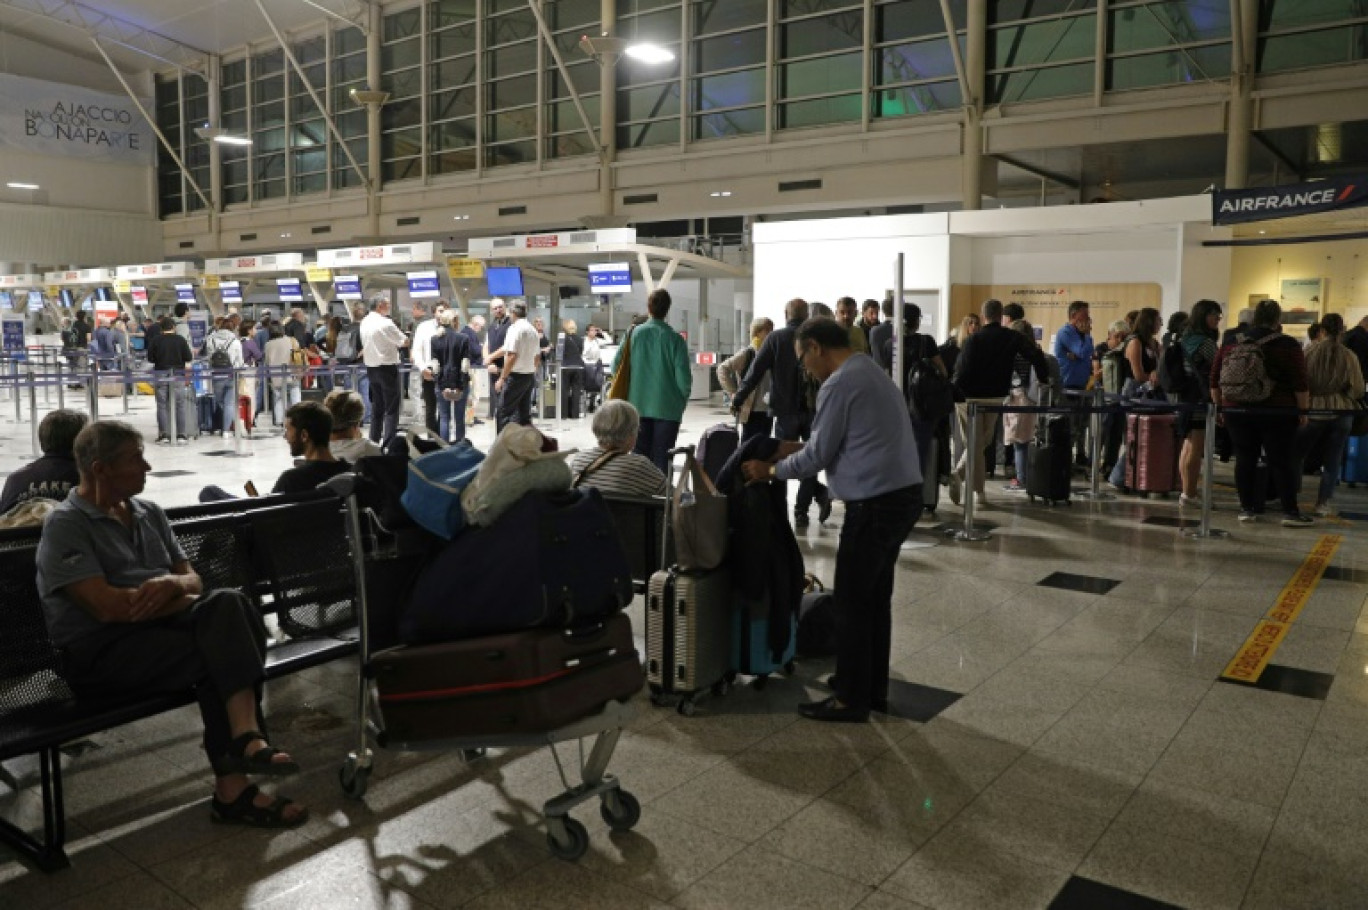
[993,154,1082,189]
[0,0,211,73]
[298,0,371,35]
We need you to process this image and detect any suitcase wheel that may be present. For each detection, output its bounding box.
[338,759,371,800]
[547,816,589,861]
[678,698,698,717]
[783,661,796,676]
[599,789,642,832]
[711,678,732,697]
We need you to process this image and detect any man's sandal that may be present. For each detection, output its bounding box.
[210,784,308,829]
[218,731,300,777]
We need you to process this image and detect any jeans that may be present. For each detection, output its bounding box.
[1226,412,1300,515]
[775,412,829,517]
[1296,415,1352,506]
[213,377,236,434]
[496,372,536,432]
[634,417,682,474]
[367,364,402,445]
[438,388,467,443]
[271,378,301,426]
[155,379,194,439]
[832,486,920,712]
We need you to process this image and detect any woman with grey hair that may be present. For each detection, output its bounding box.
[566,400,667,496]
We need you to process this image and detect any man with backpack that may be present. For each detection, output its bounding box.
[202,318,244,438]
[1211,298,1312,526]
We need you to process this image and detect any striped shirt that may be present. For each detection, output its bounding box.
[567,447,667,498]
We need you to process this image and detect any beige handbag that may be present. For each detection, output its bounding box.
[671,451,728,572]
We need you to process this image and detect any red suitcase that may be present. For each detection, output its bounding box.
[372,613,643,743]
[1124,412,1179,495]
[238,395,255,435]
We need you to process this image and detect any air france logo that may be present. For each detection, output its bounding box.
[24,101,142,150]
[1218,186,1350,216]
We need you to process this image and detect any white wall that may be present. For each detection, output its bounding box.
[1178,222,1234,313]
[0,201,161,267]
[0,31,129,94]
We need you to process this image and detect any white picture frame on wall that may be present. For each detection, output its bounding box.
[1280,277,1326,312]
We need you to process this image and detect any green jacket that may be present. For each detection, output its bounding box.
[612,318,692,421]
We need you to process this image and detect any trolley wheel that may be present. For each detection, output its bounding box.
[460,748,487,763]
[677,698,698,717]
[782,661,796,676]
[711,678,731,697]
[650,691,672,708]
[752,675,769,691]
[599,789,642,832]
[547,816,589,861]
[338,761,370,799]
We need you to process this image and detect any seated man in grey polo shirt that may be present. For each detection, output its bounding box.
[35,420,307,829]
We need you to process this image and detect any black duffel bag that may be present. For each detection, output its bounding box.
[400,487,634,644]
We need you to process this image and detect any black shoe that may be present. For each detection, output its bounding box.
[823,676,888,713]
[818,496,833,524]
[794,513,810,528]
[798,696,869,723]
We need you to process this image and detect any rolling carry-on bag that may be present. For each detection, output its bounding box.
[1343,436,1368,487]
[373,613,643,742]
[695,423,739,485]
[237,395,255,435]
[1026,390,1072,505]
[732,593,797,685]
[645,447,732,714]
[197,394,221,434]
[1124,411,1179,496]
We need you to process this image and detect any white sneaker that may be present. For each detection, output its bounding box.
[1315,502,1336,517]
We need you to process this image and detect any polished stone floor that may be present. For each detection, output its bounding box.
[4,390,1368,909]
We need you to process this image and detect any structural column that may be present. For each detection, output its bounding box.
[1224,0,1258,189]
[599,0,618,219]
[962,0,987,211]
[206,57,224,249]
[366,3,384,236]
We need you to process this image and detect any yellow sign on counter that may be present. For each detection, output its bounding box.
[306,267,332,283]
[114,280,131,294]
[201,275,220,290]
[447,258,485,280]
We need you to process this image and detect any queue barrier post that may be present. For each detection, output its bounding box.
[89,365,100,421]
[56,360,65,411]
[1076,386,1115,502]
[11,360,20,424]
[1182,401,1230,540]
[28,366,40,457]
[952,401,992,542]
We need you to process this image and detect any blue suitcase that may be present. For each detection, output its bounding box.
[1343,437,1368,487]
[731,593,797,688]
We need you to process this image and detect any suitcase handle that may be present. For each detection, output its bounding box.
[562,622,608,642]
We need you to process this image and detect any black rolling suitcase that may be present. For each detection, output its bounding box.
[197,394,221,433]
[1026,392,1072,505]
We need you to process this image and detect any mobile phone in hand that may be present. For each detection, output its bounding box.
[244,481,259,497]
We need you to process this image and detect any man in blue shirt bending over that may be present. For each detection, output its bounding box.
[742,317,922,722]
[1053,299,1095,466]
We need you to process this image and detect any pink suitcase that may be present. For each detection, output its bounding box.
[1125,412,1179,496]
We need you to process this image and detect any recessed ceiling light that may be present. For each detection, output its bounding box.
[1259,230,1266,235]
[710,190,732,198]
[280,232,291,238]
[6,182,39,190]
[452,214,470,221]
[214,134,253,146]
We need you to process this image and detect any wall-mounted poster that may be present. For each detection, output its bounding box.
[1280,277,1325,311]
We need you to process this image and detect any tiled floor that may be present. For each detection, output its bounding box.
[4,393,1368,908]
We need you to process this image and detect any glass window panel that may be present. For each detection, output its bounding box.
[489,42,538,77]
[548,132,597,158]
[290,94,320,119]
[695,31,766,70]
[294,36,326,64]
[1265,0,1364,30]
[253,75,285,104]
[384,68,424,99]
[337,109,368,139]
[485,139,537,167]
[334,26,366,54]
[433,23,477,59]
[548,96,601,132]
[693,107,765,138]
[160,196,184,217]
[431,86,477,120]
[780,12,863,58]
[254,49,284,76]
[432,0,477,29]
[486,109,538,142]
[620,58,682,87]
[1109,1,1230,52]
[156,78,178,105]
[990,61,1093,101]
[990,15,1097,68]
[225,185,249,204]
[486,10,538,43]
[223,60,248,84]
[694,0,767,36]
[993,0,1095,21]
[430,149,478,174]
[333,54,368,85]
[631,0,681,11]
[488,74,537,109]
[293,120,327,148]
[693,69,765,110]
[878,0,951,46]
[382,37,421,70]
[617,9,683,43]
[878,37,958,83]
[294,173,327,195]
[430,118,477,150]
[1109,44,1231,89]
[781,0,861,15]
[780,52,862,98]
[1260,27,1367,72]
[621,82,682,120]
[548,61,600,97]
[874,79,961,116]
[292,148,328,174]
[185,96,209,122]
[255,102,285,131]
[223,111,248,133]
[253,126,287,152]
[619,118,680,148]
[291,63,326,93]
[778,93,862,128]
[551,0,600,29]
[382,128,423,158]
[433,56,478,86]
[223,85,248,111]
[224,160,250,184]
[384,8,422,40]
[383,97,424,130]
[383,157,422,181]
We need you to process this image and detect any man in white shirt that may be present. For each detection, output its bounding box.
[494,302,541,431]
[359,296,409,447]
[410,300,444,435]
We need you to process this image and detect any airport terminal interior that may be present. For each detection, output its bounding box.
[6,0,1368,908]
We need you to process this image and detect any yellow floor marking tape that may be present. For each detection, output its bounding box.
[1220,534,1342,683]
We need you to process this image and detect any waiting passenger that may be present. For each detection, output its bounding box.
[147,315,194,445]
[431,310,475,443]
[609,289,692,473]
[263,324,302,427]
[567,400,667,497]
[36,420,307,828]
[1174,299,1222,507]
[868,298,895,371]
[1297,313,1362,517]
[323,389,382,463]
[0,409,88,516]
[272,401,351,495]
[203,317,245,438]
[717,317,774,443]
[835,296,869,354]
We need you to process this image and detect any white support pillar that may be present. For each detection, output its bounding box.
[962,0,987,211]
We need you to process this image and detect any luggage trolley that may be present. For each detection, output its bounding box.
[326,472,641,862]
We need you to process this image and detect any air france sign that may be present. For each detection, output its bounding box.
[1213,176,1368,226]
[0,73,152,165]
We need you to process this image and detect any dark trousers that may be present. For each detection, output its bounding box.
[561,367,584,419]
[367,364,402,446]
[421,378,439,434]
[635,417,681,474]
[61,591,267,775]
[1226,412,1300,515]
[833,486,920,712]
[776,412,828,516]
[487,362,504,417]
[496,372,536,431]
[741,411,773,445]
